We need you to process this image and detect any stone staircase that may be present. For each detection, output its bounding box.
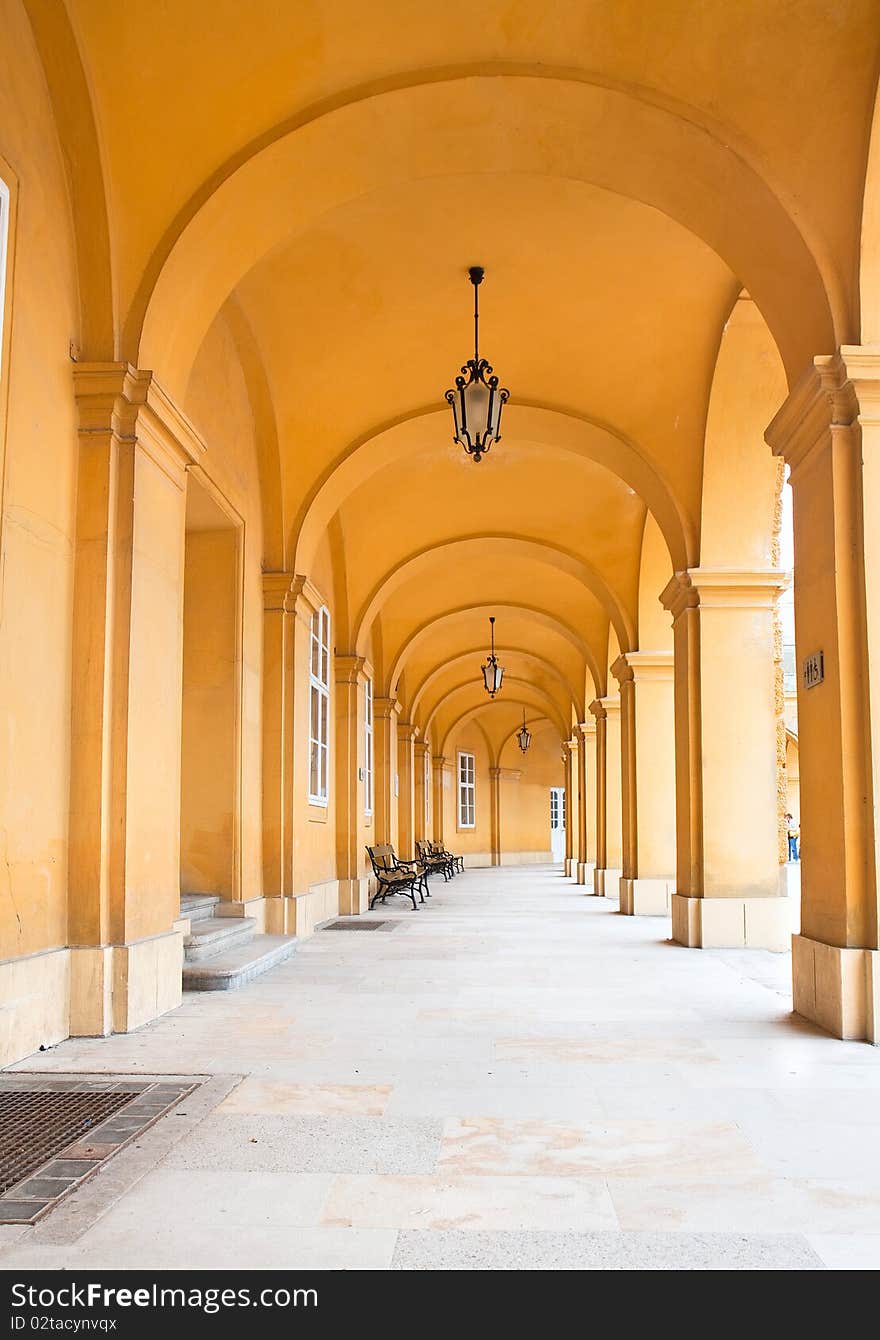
[181,894,298,991]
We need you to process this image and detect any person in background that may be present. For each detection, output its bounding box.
[786,812,800,862]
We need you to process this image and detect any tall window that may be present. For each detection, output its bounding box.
[309,605,330,804]
[0,177,9,378]
[458,751,475,828]
[364,676,373,816]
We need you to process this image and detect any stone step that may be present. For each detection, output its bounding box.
[184,916,256,961]
[182,935,298,992]
[180,893,222,924]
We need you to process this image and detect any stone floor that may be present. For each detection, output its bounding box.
[2,865,880,1271]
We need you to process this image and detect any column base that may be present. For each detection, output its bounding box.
[564,857,574,877]
[338,877,371,915]
[576,861,596,890]
[594,867,622,899]
[670,894,792,951]
[619,877,674,916]
[265,880,342,936]
[0,947,70,1066]
[70,928,183,1037]
[792,933,879,1042]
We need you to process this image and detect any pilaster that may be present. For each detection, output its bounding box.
[662,568,790,950]
[612,651,676,917]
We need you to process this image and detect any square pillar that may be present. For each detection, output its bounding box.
[262,573,296,901]
[334,653,371,915]
[69,365,203,1035]
[662,569,790,950]
[563,738,576,876]
[374,697,400,846]
[432,755,449,844]
[414,741,430,846]
[766,350,880,1038]
[613,652,676,916]
[576,721,597,889]
[593,696,622,898]
[396,722,417,860]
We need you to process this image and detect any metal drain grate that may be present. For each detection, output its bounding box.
[0,1090,136,1197]
[323,919,395,931]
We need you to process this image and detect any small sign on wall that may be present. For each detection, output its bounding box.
[802,650,824,689]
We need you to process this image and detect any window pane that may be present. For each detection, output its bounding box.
[310,685,319,742]
[310,632,319,679]
[310,740,319,796]
[320,690,328,744]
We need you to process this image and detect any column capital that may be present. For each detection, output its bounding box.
[612,650,674,684]
[262,571,297,613]
[374,696,401,721]
[334,653,367,686]
[431,753,447,772]
[576,719,596,739]
[766,351,862,471]
[398,721,418,744]
[73,362,207,483]
[564,736,578,754]
[588,698,606,722]
[662,568,788,619]
[597,694,621,719]
[491,766,522,781]
[289,573,328,622]
[413,739,430,760]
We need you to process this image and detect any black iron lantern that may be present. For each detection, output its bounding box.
[481,616,504,697]
[516,710,532,754]
[445,266,509,462]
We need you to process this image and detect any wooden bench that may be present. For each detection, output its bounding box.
[422,839,464,875]
[366,844,430,911]
[416,840,455,881]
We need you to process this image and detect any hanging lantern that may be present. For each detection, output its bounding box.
[516,709,532,754]
[445,266,510,462]
[481,616,504,697]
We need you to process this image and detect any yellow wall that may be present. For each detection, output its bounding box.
[185,310,264,902]
[0,0,79,963]
[181,525,239,898]
[499,724,564,859]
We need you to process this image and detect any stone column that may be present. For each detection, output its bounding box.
[613,652,676,915]
[576,719,597,888]
[563,739,575,876]
[488,766,502,865]
[397,722,417,860]
[262,573,296,904]
[661,569,789,950]
[593,697,622,897]
[432,755,448,843]
[334,653,370,914]
[374,697,400,846]
[765,349,880,1039]
[68,365,202,1037]
[590,700,607,893]
[413,740,430,847]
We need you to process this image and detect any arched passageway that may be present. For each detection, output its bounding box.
[1,0,880,1081]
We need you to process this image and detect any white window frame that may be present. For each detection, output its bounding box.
[458,750,476,829]
[364,676,374,816]
[308,605,331,805]
[0,177,10,380]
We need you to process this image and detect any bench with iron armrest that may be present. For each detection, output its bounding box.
[416,839,454,881]
[365,844,429,911]
[428,839,464,875]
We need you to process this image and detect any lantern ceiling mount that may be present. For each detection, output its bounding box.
[481,616,504,698]
[445,266,510,462]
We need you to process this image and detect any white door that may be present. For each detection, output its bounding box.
[550,787,566,862]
